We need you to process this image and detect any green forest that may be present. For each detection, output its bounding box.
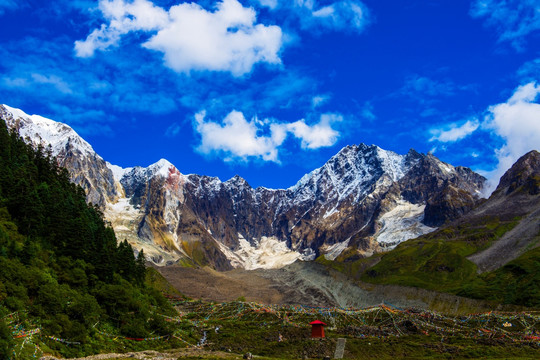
[0,119,177,358]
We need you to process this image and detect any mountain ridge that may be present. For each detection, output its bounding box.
[1,104,486,270]
[355,150,540,307]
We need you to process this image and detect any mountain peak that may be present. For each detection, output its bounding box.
[147,158,175,177]
[496,150,540,195]
[1,104,95,157]
[226,174,248,184]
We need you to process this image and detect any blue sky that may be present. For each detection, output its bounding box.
[1,0,539,190]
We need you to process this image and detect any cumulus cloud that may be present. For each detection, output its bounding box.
[194,110,341,162]
[286,113,341,149]
[482,82,540,187]
[195,110,284,162]
[429,119,480,143]
[427,82,540,192]
[75,0,283,76]
[470,0,540,50]
[75,0,168,57]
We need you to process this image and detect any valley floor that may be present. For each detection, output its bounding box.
[39,299,540,360]
[157,261,519,314]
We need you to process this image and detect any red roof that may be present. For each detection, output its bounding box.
[310,320,327,326]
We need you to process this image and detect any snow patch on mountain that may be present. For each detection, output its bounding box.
[2,104,28,120]
[2,104,95,156]
[374,199,436,249]
[106,162,132,182]
[104,197,142,233]
[221,235,312,270]
[148,158,175,178]
[376,146,407,181]
[323,238,351,260]
[289,144,410,207]
[323,207,340,219]
[105,196,186,265]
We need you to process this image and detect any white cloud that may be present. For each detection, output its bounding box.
[286,114,341,149]
[312,95,330,108]
[194,110,341,162]
[74,24,122,57]
[470,0,540,50]
[256,0,370,33]
[75,0,283,76]
[75,0,168,57]
[507,81,540,103]
[311,1,368,31]
[429,119,479,143]
[256,0,278,9]
[31,73,73,94]
[483,82,540,189]
[2,72,73,95]
[195,110,284,162]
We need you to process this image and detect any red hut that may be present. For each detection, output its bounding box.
[310,320,326,338]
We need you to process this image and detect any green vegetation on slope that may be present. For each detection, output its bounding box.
[316,213,540,308]
[460,245,540,307]
[323,214,540,308]
[363,238,479,292]
[0,119,178,358]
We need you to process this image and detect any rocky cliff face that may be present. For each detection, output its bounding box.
[2,104,487,270]
[496,150,540,196]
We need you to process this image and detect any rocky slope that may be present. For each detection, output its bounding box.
[467,150,540,272]
[0,105,122,208]
[1,104,486,270]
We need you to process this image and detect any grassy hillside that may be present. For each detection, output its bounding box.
[460,246,540,306]
[318,212,540,308]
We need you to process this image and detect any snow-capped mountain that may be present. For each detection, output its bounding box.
[0,105,122,208]
[1,105,486,270]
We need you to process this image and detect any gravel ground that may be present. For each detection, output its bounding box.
[40,348,243,360]
[157,261,508,314]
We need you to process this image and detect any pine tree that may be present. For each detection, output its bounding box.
[135,249,146,285]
